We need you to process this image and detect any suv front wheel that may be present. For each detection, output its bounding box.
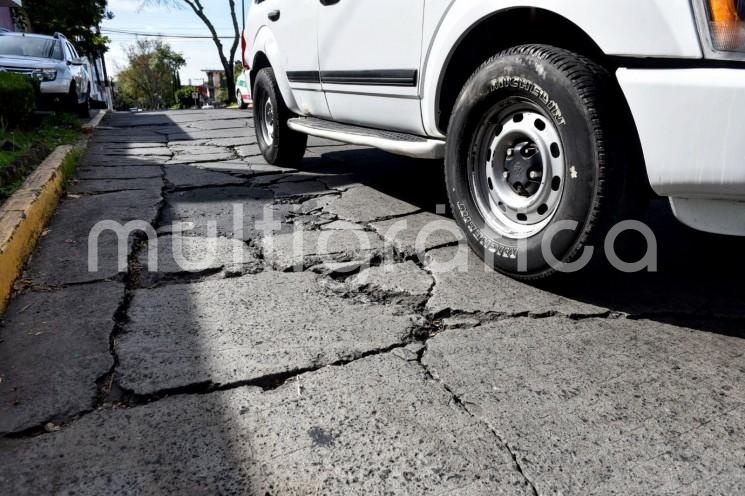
[446,44,629,280]
[253,67,307,165]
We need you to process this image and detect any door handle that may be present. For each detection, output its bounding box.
[320,0,340,5]
[268,10,280,21]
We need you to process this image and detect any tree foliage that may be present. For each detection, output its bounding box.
[146,0,241,103]
[22,0,112,56]
[116,40,186,110]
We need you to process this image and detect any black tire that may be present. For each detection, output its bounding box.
[253,67,307,165]
[77,89,91,118]
[445,44,629,280]
[237,92,249,110]
[66,84,90,118]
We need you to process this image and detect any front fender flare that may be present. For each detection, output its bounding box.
[249,26,300,114]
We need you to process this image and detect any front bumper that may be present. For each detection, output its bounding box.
[618,68,745,200]
[39,76,73,96]
[618,68,745,235]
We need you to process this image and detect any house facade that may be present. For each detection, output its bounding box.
[201,69,226,101]
[0,0,22,32]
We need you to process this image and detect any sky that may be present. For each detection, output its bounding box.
[102,0,247,84]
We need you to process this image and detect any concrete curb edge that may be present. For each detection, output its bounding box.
[0,110,108,313]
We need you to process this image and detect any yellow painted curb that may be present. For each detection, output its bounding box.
[0,111,108,313]
[0,146,74,313]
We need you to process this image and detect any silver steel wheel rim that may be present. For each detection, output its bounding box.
[261,98,274,146]
[470,108,566,240]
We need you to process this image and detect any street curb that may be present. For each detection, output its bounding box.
[82,109,108,134]
[0,110,107,313]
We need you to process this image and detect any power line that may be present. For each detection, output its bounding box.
[101,28,236,39]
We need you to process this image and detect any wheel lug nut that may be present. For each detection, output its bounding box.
[506,148,514,158]
[529,171,542,180]
[503,171,510,179]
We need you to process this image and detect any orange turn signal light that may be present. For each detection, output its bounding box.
[708,0,745,51]
[710,0,741,22]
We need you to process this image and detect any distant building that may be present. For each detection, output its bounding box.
[201,69,226,101]
[0,1,23,32]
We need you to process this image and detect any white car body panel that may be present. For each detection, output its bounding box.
[246,0,745,236]
[317,0,425,134]
[420,0,702,138]
[618,68,745,200]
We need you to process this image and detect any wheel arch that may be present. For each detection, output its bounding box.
[429,7,652,196]
[248,27,300,113]
[433,8,606,134]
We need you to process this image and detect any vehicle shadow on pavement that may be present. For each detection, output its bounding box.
[301,146,745,339]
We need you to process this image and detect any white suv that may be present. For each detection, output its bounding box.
[0,32,91,117]
[245,0,745,279]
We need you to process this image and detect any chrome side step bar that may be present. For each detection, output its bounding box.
[287,117,446,159]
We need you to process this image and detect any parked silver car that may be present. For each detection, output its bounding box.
[0,31,91,117]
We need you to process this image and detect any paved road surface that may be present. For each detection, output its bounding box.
[1,110,744,495]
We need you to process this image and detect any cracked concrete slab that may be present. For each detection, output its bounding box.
[162,186,280,241]
[86,146,172,157]
[347,261,433,298]
[371,211,464,255]
[79,154,169,167]
[164,164,246,189]
[0,282,124,434]
[422,317,745,495]
[187,118,253,131]
[0,354,533,495]
[191,160,257,175]
[168,144,226,155]
[169,128,253,142]
[323,186,420,223]
[234,144,263,158]
[424,246,607,317]
[89,133,167,144]
[116,272,417,395]
[203,136,256,147]
[322,220,364,230]
[262,229,388,270]
[68,178,163,194]
[25,190,162,285]
[137,235,260,277]
[76,166,163,180]
[269,180,332,199]
[168,150,236,164]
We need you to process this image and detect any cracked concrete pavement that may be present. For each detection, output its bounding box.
[1,109,744,494]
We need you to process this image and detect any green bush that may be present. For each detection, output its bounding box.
[175,86,196,109]
[0,72,38,130]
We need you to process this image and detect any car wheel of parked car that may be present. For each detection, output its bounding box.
[237,91,249,110]
[77,88,91,118]
[253,67,307,165]
[445,44,628,280]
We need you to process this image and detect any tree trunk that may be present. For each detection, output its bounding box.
[182,0,240,104]
[224,65,236,105]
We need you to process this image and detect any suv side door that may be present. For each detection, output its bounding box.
[317,0,425,134]
[255,0,330,117]
[63,41,86,97]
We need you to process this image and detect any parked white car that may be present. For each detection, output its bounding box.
[0,31,91,116]
[235,70,252,109]
[245,0,745,279]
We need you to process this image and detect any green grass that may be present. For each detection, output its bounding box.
[60,147,85,187]
[0,113,81,203]
[0,176,26,202]
[0,113,80,169]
